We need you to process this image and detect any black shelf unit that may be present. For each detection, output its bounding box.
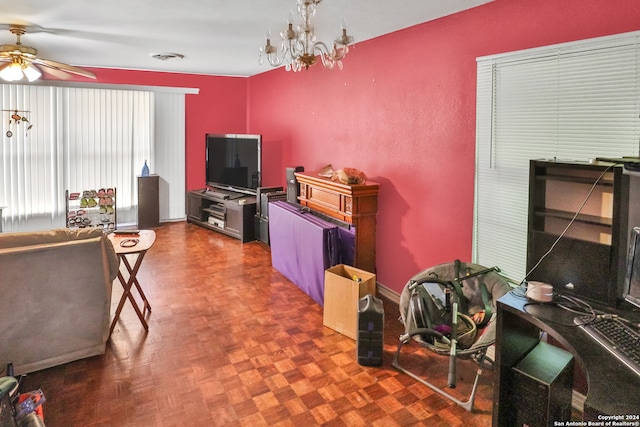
[527,159,640,307]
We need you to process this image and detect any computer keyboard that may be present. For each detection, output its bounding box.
[574,315,640,377]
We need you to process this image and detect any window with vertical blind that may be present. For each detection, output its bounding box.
[0,85,153,231]
[0,83,192,232]
[474,31,640,283]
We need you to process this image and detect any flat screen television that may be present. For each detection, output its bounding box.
[206,134,261,195]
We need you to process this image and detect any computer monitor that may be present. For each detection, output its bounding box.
[623,227,640,309]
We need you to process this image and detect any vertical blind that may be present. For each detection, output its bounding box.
[474,31,640,283]
[153,92,186,222]
[0,84,153,232]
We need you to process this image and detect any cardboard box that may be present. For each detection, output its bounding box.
[323,264,377,339]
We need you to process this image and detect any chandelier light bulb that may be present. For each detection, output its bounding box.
[285,23,297,41]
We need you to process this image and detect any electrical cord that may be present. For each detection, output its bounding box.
[518,289,596,326]
[522,291,640,329]
[509,281,528,299]
[555,293,597,319]
[119,238,139,247]
[522,300,585,327]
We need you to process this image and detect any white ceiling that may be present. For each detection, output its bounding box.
[0,0,492,78]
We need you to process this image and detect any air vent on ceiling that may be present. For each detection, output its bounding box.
[150,52,185,61]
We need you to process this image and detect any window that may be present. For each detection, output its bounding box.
[474,31,640,283]
[0,84,152,231]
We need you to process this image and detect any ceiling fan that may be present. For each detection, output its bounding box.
[0,25,96,82]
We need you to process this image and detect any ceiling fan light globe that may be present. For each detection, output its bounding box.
[0,62,24,81]
[23,64,42,82]
[1,26,94,81]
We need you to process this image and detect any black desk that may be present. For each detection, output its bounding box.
[493,292,640,425]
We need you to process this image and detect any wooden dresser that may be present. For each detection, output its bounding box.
[294,171,379,273]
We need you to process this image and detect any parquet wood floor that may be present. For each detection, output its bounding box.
[20,221,493,426]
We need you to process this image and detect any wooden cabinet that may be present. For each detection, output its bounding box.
[186,189,256,242]
[138,175,159,228]
[527,160,640,307]
[294,171,379,273]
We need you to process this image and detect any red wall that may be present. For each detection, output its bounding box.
[247,0,640,294]
[65,0,640,295]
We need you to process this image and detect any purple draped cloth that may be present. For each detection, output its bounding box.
[268,201,354,306]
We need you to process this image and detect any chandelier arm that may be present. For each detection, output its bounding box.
[287,37,303,59]
[312,41,331,67]
[266,53,285,67]
[313,42,347,67]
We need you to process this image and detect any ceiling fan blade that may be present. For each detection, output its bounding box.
[33,57,96,79]
[0,24,141,45]
[37,63,73,80]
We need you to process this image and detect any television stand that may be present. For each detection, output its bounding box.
[187,189,256,242]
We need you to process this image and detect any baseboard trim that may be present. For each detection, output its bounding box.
[377,282,400,304]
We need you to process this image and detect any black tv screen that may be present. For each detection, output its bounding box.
[206,134,262,194]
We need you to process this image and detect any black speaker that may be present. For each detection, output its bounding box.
[357,294,384,366]
[254,190,287,245]
[260,191,287,219]
[286,166,304,204]
[508,341,574,427]
[256,186,284,217]
[138,175,159,228]
[254,214,270,245]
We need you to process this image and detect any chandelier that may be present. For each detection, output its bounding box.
[259,0,354,72]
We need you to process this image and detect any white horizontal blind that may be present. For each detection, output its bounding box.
[474,31,640,283]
